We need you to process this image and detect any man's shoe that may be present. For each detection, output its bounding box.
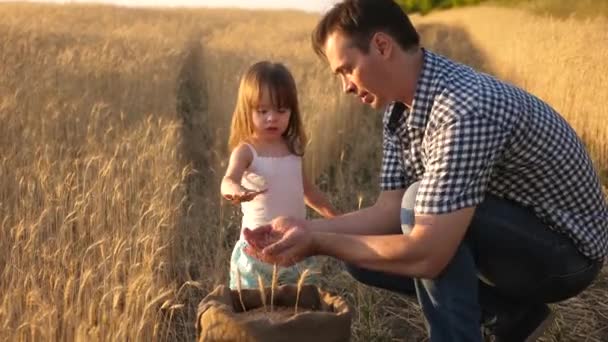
[485,304,555,342]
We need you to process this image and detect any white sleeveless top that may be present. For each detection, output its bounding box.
[240,143,306,237]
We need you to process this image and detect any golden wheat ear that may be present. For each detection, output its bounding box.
[257,274,267,312]
[294,268,310,315]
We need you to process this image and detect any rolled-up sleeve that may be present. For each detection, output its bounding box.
[379,128,407,191]
[415,114,510,214]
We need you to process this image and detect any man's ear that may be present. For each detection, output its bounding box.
[371,32,392,59]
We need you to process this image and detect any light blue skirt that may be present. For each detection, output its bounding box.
[229,239,320,289]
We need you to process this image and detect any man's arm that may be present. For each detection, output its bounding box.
[307,188,406,235]
[312,207,475,278]
[246,195,474,279]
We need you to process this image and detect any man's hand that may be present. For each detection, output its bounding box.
[243,216,316,266]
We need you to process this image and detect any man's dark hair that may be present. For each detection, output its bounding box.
[312,0,420,59]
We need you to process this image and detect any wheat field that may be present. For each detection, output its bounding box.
[0,3,606,341]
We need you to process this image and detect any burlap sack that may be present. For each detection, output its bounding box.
[197,284,351,342]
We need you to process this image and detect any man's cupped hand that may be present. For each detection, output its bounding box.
[243,216,316,266]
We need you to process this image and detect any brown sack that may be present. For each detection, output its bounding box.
[197,284,351,342]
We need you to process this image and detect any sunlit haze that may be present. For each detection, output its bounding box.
[15,0,338,12]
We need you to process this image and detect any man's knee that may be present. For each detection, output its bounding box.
[343,262,417,295]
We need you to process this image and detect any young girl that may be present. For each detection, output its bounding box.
[221,61,337,289]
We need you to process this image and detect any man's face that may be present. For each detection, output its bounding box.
[324,31,388,109]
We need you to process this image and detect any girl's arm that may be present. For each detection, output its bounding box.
[221,144,264,203]
[303,168,339,218]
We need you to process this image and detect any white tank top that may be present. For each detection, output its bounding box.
[240,143,306,237]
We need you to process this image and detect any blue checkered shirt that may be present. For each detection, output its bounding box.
[380,49,608,260]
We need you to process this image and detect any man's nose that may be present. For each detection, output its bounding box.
[341,77,356,94]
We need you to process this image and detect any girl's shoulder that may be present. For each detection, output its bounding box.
[239,141,258,156]
[230,142,256,164]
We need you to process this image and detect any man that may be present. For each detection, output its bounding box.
[244,0,607,341]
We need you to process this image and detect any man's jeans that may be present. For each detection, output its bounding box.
[345,182,603,342]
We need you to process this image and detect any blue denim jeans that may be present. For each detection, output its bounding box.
[346,182,603,342]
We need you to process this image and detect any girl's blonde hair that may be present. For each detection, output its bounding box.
[228,61,307,156]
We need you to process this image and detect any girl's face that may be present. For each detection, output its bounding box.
[251,87,291,142]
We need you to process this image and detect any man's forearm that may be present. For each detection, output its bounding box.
[310,207,476,279]
[308,197,402,235]
[313,231,430,277]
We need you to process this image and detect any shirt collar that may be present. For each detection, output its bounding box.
[384,49,441,133]
[407,48,439,129]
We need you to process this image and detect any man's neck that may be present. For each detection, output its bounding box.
[392,47,424,108]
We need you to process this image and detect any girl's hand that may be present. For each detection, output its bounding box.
[223,186,267,205]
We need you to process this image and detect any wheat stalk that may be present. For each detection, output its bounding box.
[235,269,246,312]
[294,268,310,315]
[270,264,278,312]
[257,274,267,312]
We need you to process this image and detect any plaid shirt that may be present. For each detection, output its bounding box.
[381,49,608,260]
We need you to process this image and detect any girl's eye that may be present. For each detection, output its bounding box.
[257,109,267,114]
[277,108,288,114]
